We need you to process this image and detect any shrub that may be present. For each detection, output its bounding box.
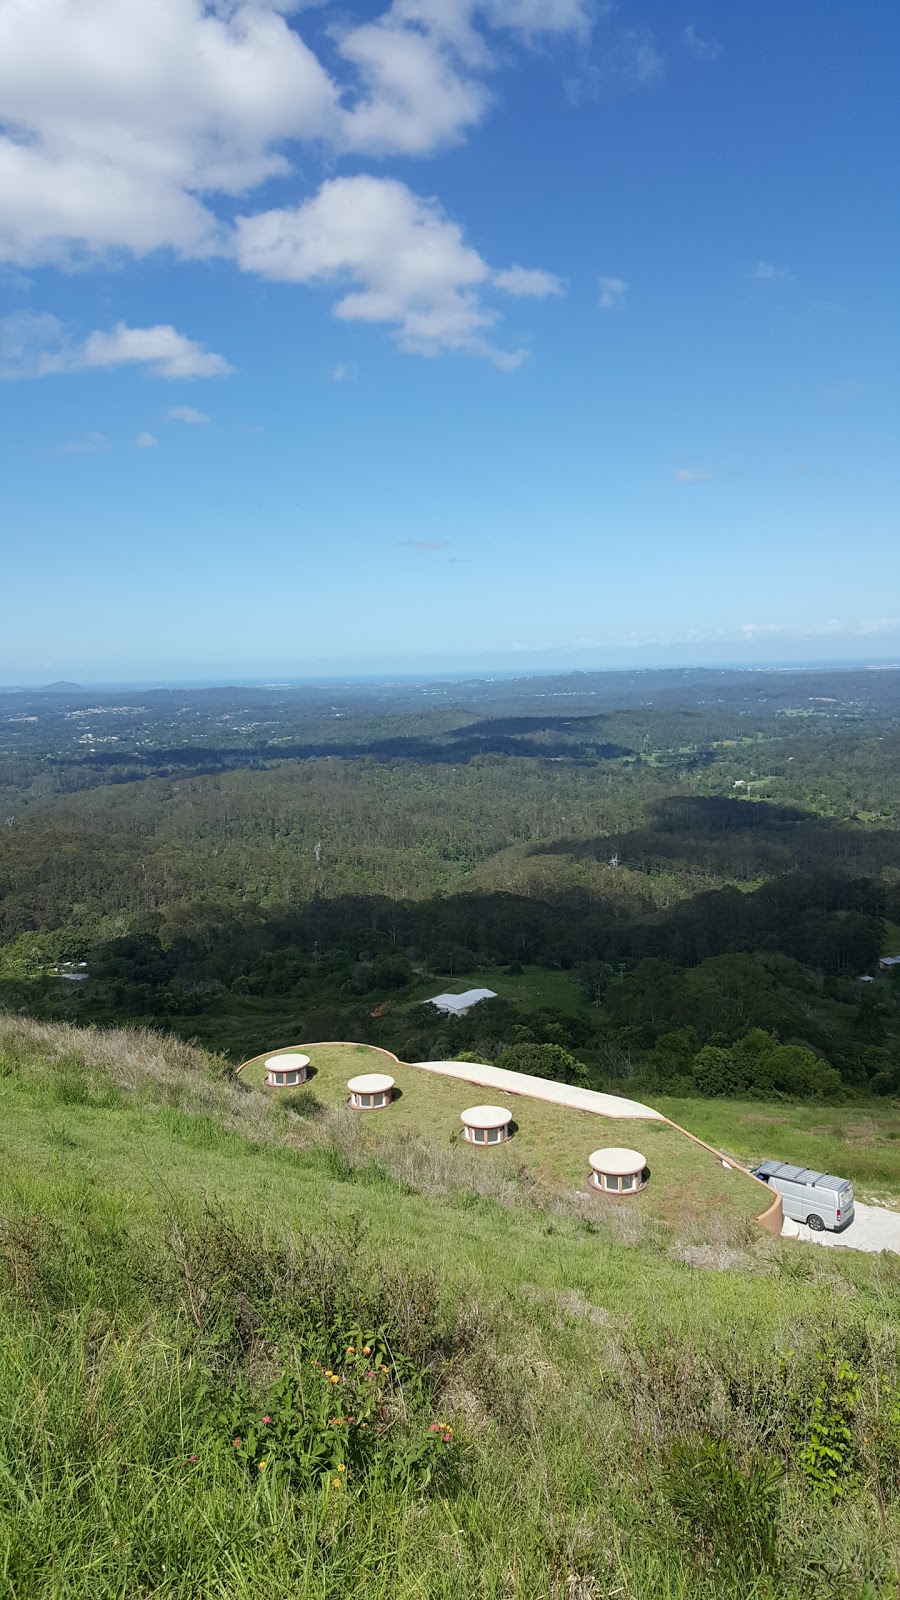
[495,1042,587,1087]
[222,1336,455,1495]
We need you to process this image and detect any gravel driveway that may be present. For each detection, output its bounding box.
[784,1201,900,1254]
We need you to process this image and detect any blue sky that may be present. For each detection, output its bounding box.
[1,0,898,683]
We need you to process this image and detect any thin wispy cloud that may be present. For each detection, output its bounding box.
[135,432,158,449]
[612,28,664,85]
[0,312,232,381]
[674,467,713,483]
[61,432,108,454]
[749,261,794,282]
[683,24,722,62]
[167,406,210,425]
[331,362,358,382]
[399,539,448,551]
[493,266,564,298]
[624,618,900,650]
[824,379,862,402]
[598,276,628,310]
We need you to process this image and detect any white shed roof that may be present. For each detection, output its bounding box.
[589,1147,647,1176]
[266,1053,310,1072]
[427,988,497,1013]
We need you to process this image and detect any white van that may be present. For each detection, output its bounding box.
[752,1161,854,1233]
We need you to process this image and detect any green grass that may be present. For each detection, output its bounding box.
[240,1042,767,1232]
[657,1094,900,1197]
[2,1014,900,1599]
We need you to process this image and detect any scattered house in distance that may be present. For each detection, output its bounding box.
[879,956,900,971]
[427,988,498,1017]
[859,975,876,984]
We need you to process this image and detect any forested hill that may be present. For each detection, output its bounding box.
[1,668,899,1099]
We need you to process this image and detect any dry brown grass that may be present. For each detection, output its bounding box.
[0,1011,276,1142]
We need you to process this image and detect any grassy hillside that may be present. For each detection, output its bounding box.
[656,1094,900,1198]
[240,1041,767,1232]
[1,1013,900,1599]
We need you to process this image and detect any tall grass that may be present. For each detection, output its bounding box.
[1,1013,900,1596]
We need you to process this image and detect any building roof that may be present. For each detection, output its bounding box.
[460,1104,513,1130]
[347,1072,395,1094]
[427,988,498,1013]
[413,1059,664,1120]
[754,1160,848,1191]
[589,1147,646,1176]
[880,955,900,966]
[266,1053,310,1071]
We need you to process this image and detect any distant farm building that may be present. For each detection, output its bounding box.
[427,988,497,1017]
[460,1105,512,1145]
[879,956,900,971]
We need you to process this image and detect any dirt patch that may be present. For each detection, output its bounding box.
[554,1290,616,1326]
[669,1243,752,1271]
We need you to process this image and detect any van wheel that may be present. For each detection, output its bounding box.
[806,1214,825,1232]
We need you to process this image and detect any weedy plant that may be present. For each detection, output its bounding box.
[664,1436,784,1577]
[223,1330,455,1493]
[800,1354,862,1497]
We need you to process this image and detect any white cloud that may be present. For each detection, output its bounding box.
[167,406,210,425]
[135,432,158,448]
[674,467,713,483]
[598,276,628,310]
[331,362,358,382]
[682,24,722,61]
[399,538,448,550]
[236,174,557,363]
[0,311,231,380]
[0,0,590,266]
[0,0,338,265]
[493,265,563,297]
[749,261,794,282]
[81,324,231,379]
[0,0,594,364]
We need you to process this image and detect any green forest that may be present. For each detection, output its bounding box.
[4,668,900,1598]
[2,668,899,1101]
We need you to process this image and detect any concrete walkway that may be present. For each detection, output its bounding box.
[412,1059,664,1120]
[783,1201,900,1255]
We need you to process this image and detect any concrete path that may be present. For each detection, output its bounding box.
[783,1201,900,1255]
[412,1059,664,1120]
